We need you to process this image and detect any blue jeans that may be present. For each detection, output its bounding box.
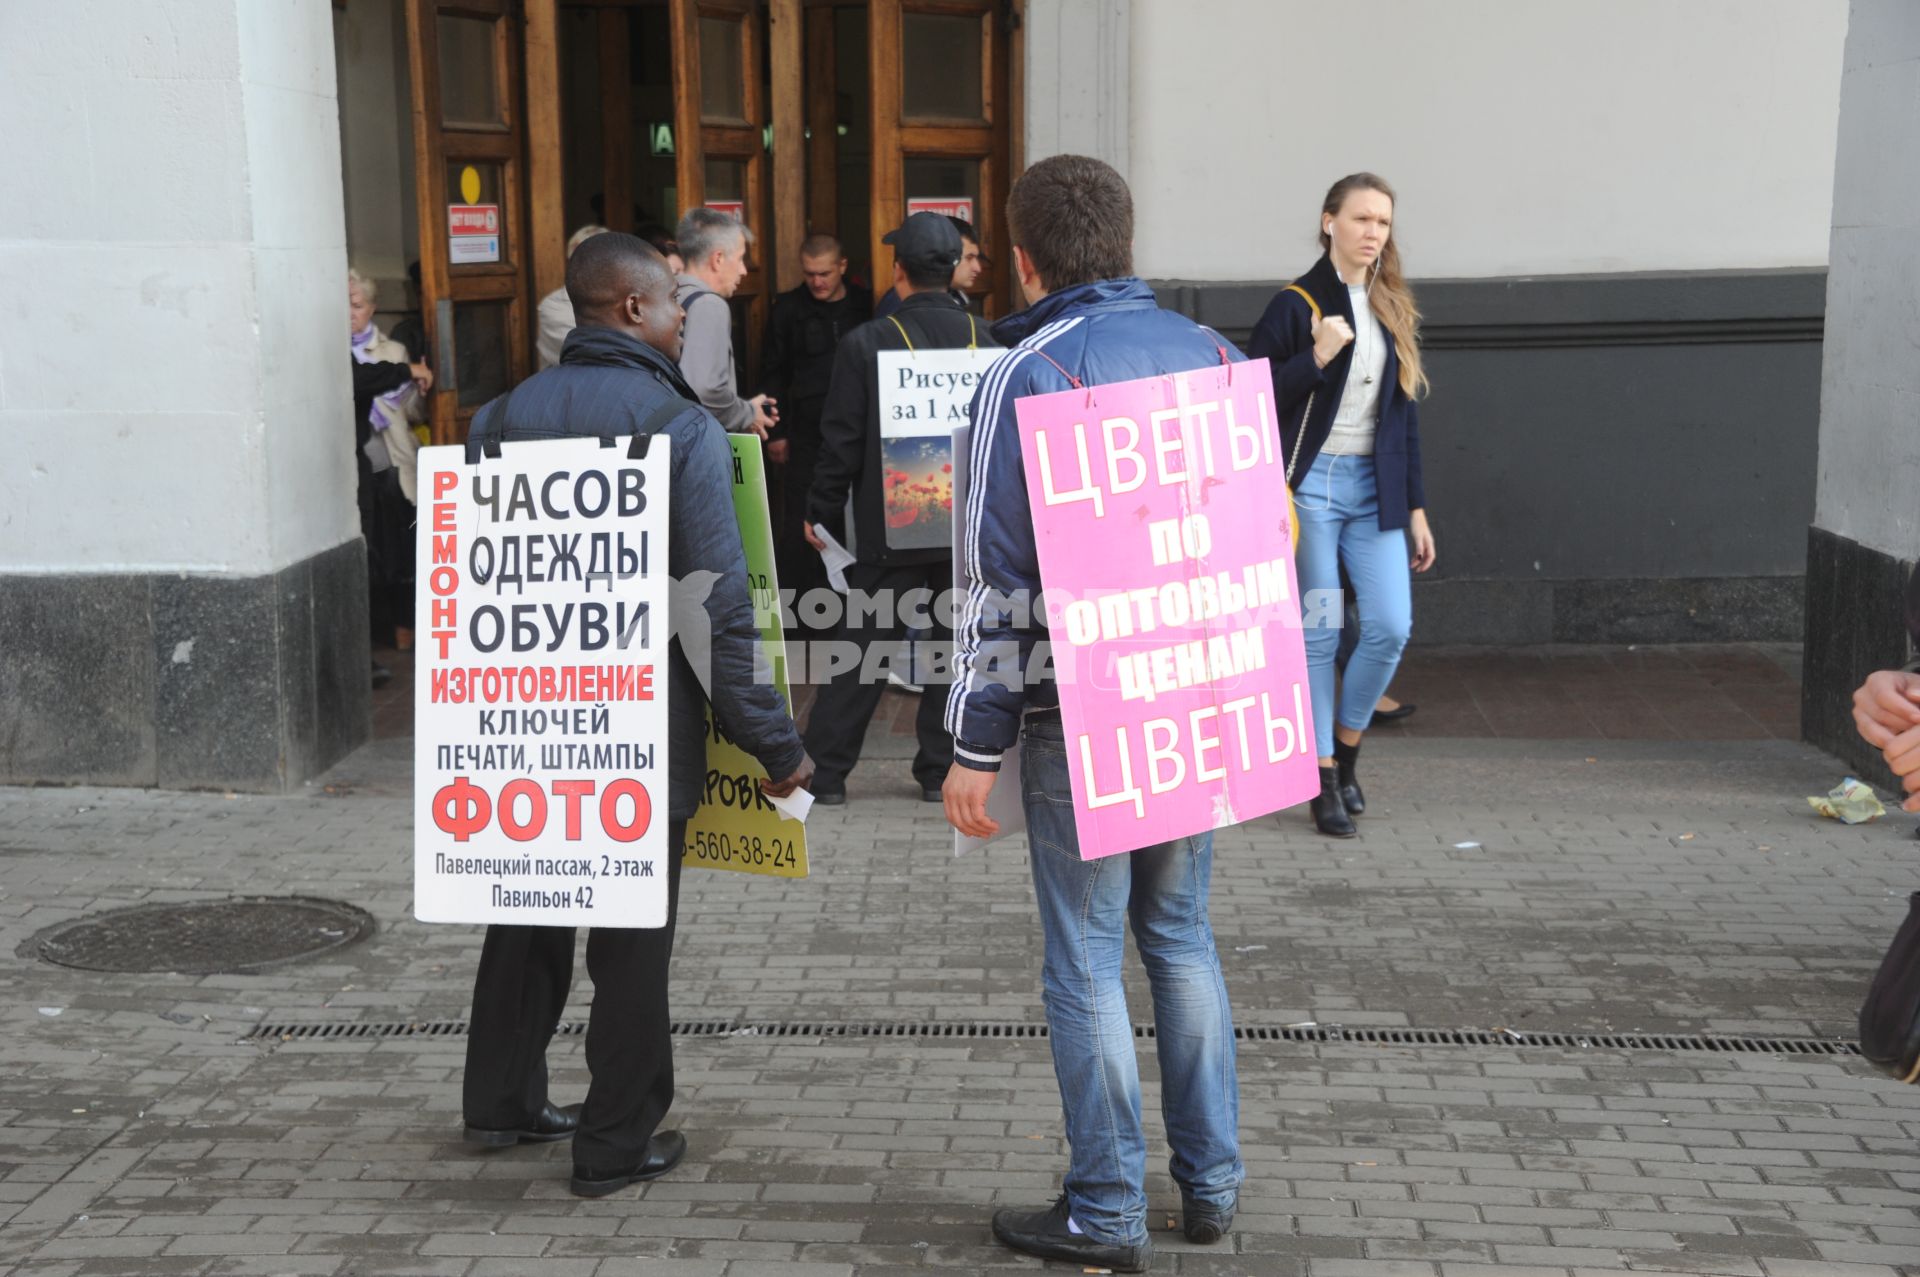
[1294,452,1412,758]
[1018,716,1243,1246]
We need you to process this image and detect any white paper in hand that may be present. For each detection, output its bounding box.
[952,761,1026,856]
[812,525,857,593]
[768,787,814,823]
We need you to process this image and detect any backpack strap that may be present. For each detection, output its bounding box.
[677,280,722,317]
[625,394,690,460]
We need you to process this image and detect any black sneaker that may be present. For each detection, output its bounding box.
[1181,1193,1235,1244]
[991,1196,1150,1273]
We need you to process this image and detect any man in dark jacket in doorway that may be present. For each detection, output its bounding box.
[458,232,813,1196]
[801,212,982,804]
[760,233,871,641]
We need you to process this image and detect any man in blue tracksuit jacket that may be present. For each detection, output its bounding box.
[942,155,1244,1274]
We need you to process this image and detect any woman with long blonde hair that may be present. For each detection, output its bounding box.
[1249,173,1436,837]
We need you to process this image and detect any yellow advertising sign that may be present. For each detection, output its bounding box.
[685,436,809,877]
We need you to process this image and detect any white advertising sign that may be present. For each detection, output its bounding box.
[414,436,673,928]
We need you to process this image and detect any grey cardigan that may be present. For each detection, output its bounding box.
[674,274,755,434]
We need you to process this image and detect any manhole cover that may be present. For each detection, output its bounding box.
[22,896,374,974]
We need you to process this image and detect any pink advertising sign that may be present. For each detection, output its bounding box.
[1015,358,1319,859]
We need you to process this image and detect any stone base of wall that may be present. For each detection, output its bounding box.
[0,539,372,792]
[1412,575,1804,645]
[1802,526,1913,790]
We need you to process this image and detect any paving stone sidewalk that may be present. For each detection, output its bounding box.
[3,720,1919,1275]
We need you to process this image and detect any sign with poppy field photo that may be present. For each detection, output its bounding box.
[874,346,1002,550]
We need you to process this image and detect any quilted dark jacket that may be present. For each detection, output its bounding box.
[466,324,804,816]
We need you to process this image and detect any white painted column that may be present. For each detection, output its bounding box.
[1021,0,1131,176]
[0,0,367,790]
[1814,0,1920,561]
[0,0,355,576]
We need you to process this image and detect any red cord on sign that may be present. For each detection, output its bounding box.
[1032,348,1084,390]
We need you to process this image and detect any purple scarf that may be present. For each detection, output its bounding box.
[351,323,411,430]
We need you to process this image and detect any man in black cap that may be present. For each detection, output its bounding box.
[800,212,984,804]
[874,215,984,320]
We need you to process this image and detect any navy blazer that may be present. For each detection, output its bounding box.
[1246,253,1426,531]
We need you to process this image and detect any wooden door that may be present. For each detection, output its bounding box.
[868,0,1015,315]
[669,0,773,372]
[406,0,534,444]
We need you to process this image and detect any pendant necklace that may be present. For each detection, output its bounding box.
[1358,299,1373,385]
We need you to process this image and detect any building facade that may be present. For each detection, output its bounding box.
[0,0,1874,791]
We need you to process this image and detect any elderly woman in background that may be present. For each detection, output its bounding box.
[535,224,608,370]
[349,268,432,664]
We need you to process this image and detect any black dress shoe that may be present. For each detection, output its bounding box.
[813,787,847,807]
[463,1101,581,1149]
[569,1129,688,1197]
[991,1196,1150,1273]
[1309,765,1356,838]
[1181,1193,1236,1244]
[1369,702,1416,726]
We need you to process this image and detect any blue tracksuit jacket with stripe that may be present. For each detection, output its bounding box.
[944,276,1245,771]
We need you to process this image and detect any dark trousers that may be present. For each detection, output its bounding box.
[462,819,687,1172]
[775,438,831,641]
[358,465,415,637]
[802,559,953,790]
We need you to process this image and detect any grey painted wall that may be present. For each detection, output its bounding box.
[1154,269,1824,643]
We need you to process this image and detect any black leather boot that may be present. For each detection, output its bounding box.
[1310,765,1356,837]
[1332,738,1365,815]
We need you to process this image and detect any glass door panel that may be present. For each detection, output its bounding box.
[870,1,1012,314]
[407,0,532,444]
[670,0,772,375]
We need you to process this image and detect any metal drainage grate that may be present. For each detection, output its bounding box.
[24,897,374,975]
[244,1017,1860,1057]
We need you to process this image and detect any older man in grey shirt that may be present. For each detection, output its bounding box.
[673,208,775,437]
